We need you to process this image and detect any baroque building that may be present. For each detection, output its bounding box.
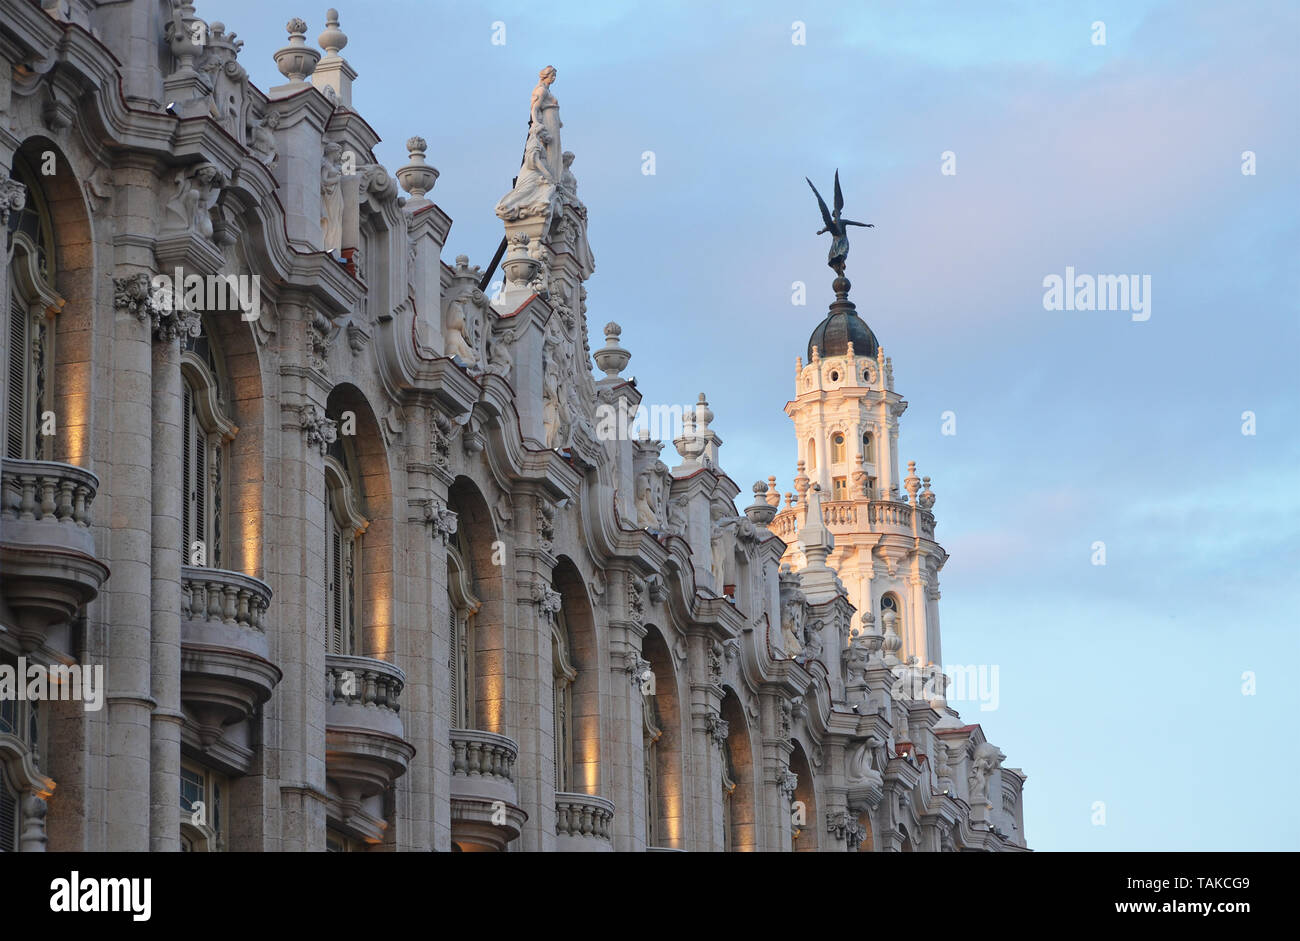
[0,0,1027,852]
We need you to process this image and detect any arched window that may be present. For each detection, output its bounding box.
[447,537,481,730]
[324,445,367,656]
[179,761,227,852]
[551,610,577,791]
[6,156,60,461]
[862,432,875,464]
[806,437,816,470]
[831,432,846,464]
[179,342,235,568]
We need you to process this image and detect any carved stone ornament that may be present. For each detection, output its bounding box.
[627,577,645,626]
[624,650,650,688]
[779,769,799,801]
[299,404,338,455]
[421,498,458,544]
[113,273,159,321]
[705,712,729,747]
[532,580,561,620]
[826,810,867,851]
[0,176,26,226]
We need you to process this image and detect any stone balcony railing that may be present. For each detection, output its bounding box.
[179,566,280,749]
[448,729,526,851]
[324,654,414,805]
[554,792,615,851]
[770,498,936,542]
[0,458,108,654]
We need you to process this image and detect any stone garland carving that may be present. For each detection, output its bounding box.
[536,500,555,553]
[114,272,201,342]
[826,810,867,851]
[298,404,337,455]
[707,640,724,683]
[531,580,562,620]
[627,577,645,626]
[431,412,454,470]
[421,498,458,544]
[112,273,157,321]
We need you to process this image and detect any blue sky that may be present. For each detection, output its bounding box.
[212,0,1299,849]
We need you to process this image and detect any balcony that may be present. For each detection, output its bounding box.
[554,792,615,852]
[325,654,415,816]
[769,498,936,543]
[0,459,108,656]
[179,566,281,750]
[448,728,527,851]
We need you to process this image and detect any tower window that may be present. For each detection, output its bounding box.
[829,370,839,382]
[831,433,846,464]
[831,477,848,500]
[862,432,875,464]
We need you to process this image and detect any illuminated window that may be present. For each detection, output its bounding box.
[862,432,875,464]
[832,477,848,500]
[179,335,233,568]
[5,157,59,462]
[324,442,366,656]
[447,535,480,730]
[552,608,576,790]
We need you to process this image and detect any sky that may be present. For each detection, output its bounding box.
[210,0,1299,850]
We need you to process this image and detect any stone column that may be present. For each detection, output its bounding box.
[148,315,187,851]
[685,631,724,851]
[270,301,333,850]
[604,572,646,851]
[104,266,156,851]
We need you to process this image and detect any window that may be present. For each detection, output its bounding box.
[447,538,481,730]
[5,158,59,462]
[552,609,576,791]
[324,448,367,656]
[179,346,234,568]
[806,437,816,470]
[179,761,226,851]
[862,432,875,464]
[832,477,848,501]
[831,433,846,464]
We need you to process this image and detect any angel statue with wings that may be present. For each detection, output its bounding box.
[806,170,873,277]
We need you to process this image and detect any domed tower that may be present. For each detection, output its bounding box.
[768,271,948,667]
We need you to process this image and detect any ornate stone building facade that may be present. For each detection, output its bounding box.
[0,0,1027,851]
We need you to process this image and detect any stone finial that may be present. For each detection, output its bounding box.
[810,345,820,362]
[918,476,936,511]
[793,460,809,497]
[275,18,319,84]
[766,475,780,507]
[318,9,348,56]
[904,460,921,506]
[745,480,777,526]
[784,491,793,509]
[396,136,438,209]
[593,322,631,379]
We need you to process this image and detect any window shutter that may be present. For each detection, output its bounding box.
[330,523,343,654]
[0,773,16,852]
[448,599,459,726]
[7,301,27,460]
[195,430,206,549]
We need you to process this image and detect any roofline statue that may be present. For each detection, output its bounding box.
[806,169,873,277]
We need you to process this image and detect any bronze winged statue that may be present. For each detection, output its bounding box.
[806,170,873,277]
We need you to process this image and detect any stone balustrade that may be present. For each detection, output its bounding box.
[769,498,936,542]
[554,792,615,848]
[451,728,518,782]
[181,565,270,632]
[0,458,107,654]
[0,458,98,529]
[325,654,405,714]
